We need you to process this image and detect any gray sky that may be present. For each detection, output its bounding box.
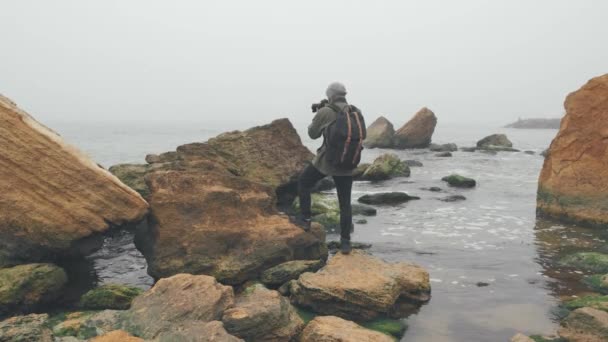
[1,0,606,126]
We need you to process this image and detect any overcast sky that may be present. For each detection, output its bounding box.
[1,0,606,127]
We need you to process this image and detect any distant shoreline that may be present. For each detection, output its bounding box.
[504,118,561,129]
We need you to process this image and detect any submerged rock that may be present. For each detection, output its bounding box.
[393,107,438,149]
[0,95,148,267]
[560,252,608,274]
[0,313,53,342]
[358,192,420,205]
[361,154,410,181]
[460,147,477,152]
[435,152,452,157]
[0,263,67,317]
[79,284,143,310]
[260,260,324,287]
[222,284,303,341]
[442,174,477,188]
[439,195,466,202]
[558,307,608,342]
[422,187,442,192]
[404,160,423,167]
[476,134,513,149]
[300,316,394,342]
[290,250,431,320]
[364,116,395,149]
[430,143,458,152]
[537,74,608,227]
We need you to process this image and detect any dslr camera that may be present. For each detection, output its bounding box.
[311,99,329,113]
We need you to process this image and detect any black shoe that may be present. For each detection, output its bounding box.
[340,238,352,255]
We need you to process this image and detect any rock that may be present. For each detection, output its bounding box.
[422,187,442,192]
[79,284,143,310]
[510,333,535,342]
[558,307,608,342]
[51,310,122,340]
[327,241,372,253]
[393,107,438,149]
[404,160,423,167]
[0,313,53,342]
[0,95,148,267]
[505,118,561,129]
[356,219,368,224]
[311,177,336,193]
[460,147,477,152]
[145,151,178,164]
[439,195,466,202]
[90,330,143,342]
[290,250,431,320]
[560,252,608,274]
[524,150,536,155]
[260,260,324,287]
[364,117,395,148]
[583,275,608,294]
[476,134,513,149]
[138,169,327,284]
[0,263,67,316]
[435,152,452,157]
[441,174,477,188]
[300,316,394,342]
[222,284,304,341]
[121,274,235,339]
[563,295,608,312]
[541,149,549,157]
[358,192,420,205]
[537,75,608,227]
[430,143,458,152]
[352,204,378,216]
[361,154,410,181]
[352,163,371,181]
[108,163,162,199]
[153,321,243,342]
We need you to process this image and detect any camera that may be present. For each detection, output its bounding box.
[311,99,329,113]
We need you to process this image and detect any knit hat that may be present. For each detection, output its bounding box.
[326,82,347,100]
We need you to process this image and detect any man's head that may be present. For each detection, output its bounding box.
[326,82,347,102]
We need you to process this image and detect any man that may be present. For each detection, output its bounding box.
[297,82,365,254]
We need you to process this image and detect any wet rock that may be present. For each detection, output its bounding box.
[358,192,420,205]
[510,333,535,342]
[422,187,442,192]
[260,260,324,287]
[300,316,394,342]
[356,219,368,224]
[364,116,395,148]
[0,95,148,267]
[79,284,143,310]
[563,295,608,312]
[435,152,452,157]
[90,330,143,342]
[122,274,235,339]
[583,274,608,294]
[352,163,371,181]
[0,263,67,317]
[361,154,410,181]
[153,321,243,342]
[222,284,303,341]
[430,143,458,152]
[0,313,53,342]
[541,149,549,157]
[293,195,376,231]
[327,241,372,253]
[558,307,608,342]
[442,174,477,188]
[138,169,327,284]
[476,134,513,149]
[353,203,378,216]
[439,195,466,202]
[290,250,431,320]
[311,177,336,193]
[560,252,608,274]
[537,74,608,227]
[404,160,423,167]
[476,282,490,287]
[393,107,438,149]
[524,150,536,155]
[460,147,477,152]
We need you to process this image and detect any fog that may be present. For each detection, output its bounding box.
[1,0,607,127]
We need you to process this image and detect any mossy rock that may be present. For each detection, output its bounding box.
[563,295,608,312]
[441,174,477,188]
[362,154,410,181]
[362,318,408,339]
[583,274,608,294]
[313,212,341,232]
[293,195,376,231]
[79,284,143,310]
[293,194,339,216]
[0,263,67,316]
[353,163,371,180]
[260,260,324,287]
[560,252,608,273]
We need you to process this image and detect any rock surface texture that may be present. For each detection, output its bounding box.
[393,107,437,149]
[300,316,394,342]
[0,95,148,267]
[364,116,395,149]
[290,250,431,320]
[558,307,608,342]
[0,313,53,342]
[361,154,410,181]
[537,74,608,227]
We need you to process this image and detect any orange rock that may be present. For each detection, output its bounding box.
[537,74,608,226]
[393,107,437,149]
[0,95,148,267]
[364,116,395,148]
[300,316,394,342]
[90,330,143,342]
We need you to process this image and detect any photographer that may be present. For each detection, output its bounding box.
[297,82,366,254]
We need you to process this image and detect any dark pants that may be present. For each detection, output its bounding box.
[298,164,353,240]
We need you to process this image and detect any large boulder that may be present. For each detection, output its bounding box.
[290,250,431,320]
[558,307,608,342]
[364,116,395,148]
[442,174,477,188]
[137,169,327,284]
[0,263,67,317]
[111,119,313,205]
[153,321,243,342]
[260,260,324,287]
[361,154,410,181]
[476,134,513,149]
[121,274,235,339]
[222,284,303,341]
[537,74,608,227]
[300,316,394,342]
[393,107,437,149]
[0,95,148,267]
